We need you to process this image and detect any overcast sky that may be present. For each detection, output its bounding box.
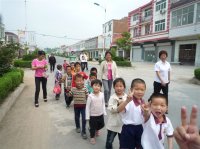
[0,0,150,48]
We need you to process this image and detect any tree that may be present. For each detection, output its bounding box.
[116,32,132,51]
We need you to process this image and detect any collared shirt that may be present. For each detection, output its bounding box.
[120,96,144,125]
[141,113,174,149]
[154,60,171,83]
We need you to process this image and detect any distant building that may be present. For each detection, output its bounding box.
[129,0,174,63]
[0,15,5,42]
[169,0,200,66]
[5,32,19,43]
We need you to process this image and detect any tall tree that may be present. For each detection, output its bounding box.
[116,32,132,51]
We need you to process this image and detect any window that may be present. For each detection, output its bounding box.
[155,19,165,32]
[132,14,139,21]
[133,27,139,37]
[108,24,112,31]
[156,0,166,11]
[171,5,194,27]
[145,24,151,34]
[145,8,152,17]
[104,26,107,33]
[197,3,200,22]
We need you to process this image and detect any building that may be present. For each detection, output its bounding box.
[129,0,174,62]
[169,0,200,66]
[103,17,128,57]
[5,32,19,43]
[0,15,5,42]
[84,36,99,60]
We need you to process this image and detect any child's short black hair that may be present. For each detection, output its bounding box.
[38,50,45,56]
[75,73,84,80]
[70,62,74,65]
[131,78,146,89]
[66,65,71,69]
[90,72,97,78]
[113,78,126,88]
[75,62,81,67]
[91,79,102,87]
[159,50,168,58]
[90,67,97,73]
[57,64,62,70]
[148,93,168,105]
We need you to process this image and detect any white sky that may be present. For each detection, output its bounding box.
[0,0,150,48]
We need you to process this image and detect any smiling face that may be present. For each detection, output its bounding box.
[75,77,84,88]
[75,64,81,72]
[105,53,112,62]
[150,97,168,119]
[92,83,101,94]
[114,81,125,96]
[131,83,146,100]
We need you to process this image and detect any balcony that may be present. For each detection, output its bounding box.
[171,0,196,9]
[141,15,152,23]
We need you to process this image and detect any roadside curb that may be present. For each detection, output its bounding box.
[0,83,26,123]
[190,77,200,85]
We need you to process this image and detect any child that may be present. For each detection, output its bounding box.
[70,73,88,139]
[117,78,146,149]
[70,62,75,75]
[86,72,97,94]
[63,60,69,73]
[72,62,88,87]
[141,93,174,149]
[90,67,97,74]
[55,64,63,100]
[105,78,127,149]
[86,79,107,144]
[63,65,73,108]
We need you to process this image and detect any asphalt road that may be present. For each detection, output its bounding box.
[0,56,199,149]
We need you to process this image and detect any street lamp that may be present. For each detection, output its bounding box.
[94,2,106,57]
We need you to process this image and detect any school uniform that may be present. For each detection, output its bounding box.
[120,97,144,149]
[141,113,174,149]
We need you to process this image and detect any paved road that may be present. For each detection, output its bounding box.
[0,56,199,149]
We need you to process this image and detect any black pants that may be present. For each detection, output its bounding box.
[35,77,47,104]
[64,89,73,106]
[50,63,55,72]
[81,62,87,72]
[106,130,120,149]
[89,115,105,138]
[153,81,169,104]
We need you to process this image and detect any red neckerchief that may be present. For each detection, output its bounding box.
[132,96,144,106]
[152,113,167,140]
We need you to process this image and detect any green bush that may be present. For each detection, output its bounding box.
[194,68,200,80]
[14,60,32,68]
[22,54,36,61]
[116,61,132,67]
[0,69,24,102]
[113,56,124,61]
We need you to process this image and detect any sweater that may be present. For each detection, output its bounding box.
[100,60,118,80]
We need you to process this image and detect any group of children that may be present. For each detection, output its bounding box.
[53,60,174,149]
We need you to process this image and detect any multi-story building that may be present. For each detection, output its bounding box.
[103,17,128,57]
[5,32,19,43]
[169,0,200,66]
[0,15,5,42]
[85,36,99,60]
[129,0,174,62]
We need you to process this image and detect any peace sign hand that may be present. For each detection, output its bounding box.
[174,106,200,149]
[126,89,134,103]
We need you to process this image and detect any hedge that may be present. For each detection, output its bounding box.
[194,68,200,80]
[116,61,132,67]
[14,60,32,68]
[0,69,24,103]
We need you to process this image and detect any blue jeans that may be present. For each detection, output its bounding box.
[74,107,86,133]
[102,79,113,104]
[106,130,120,149]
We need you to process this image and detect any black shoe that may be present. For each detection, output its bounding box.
[35,103,39,107]
[44,99,47,102]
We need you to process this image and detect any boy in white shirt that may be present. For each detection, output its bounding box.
[141,93,174,149]
[86,79,107,144]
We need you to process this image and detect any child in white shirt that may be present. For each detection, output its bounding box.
[141,93,174,149]
[106,78,127,149]
[86,79,107,144]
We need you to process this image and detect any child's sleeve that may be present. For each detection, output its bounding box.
[166,118,174,137]
[102,94,107,115]
[85,87,89,98]
[86,95,92,120]
[107,96,118,113]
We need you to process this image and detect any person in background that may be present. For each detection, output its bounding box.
[31,50,48,107]
[86,79,106,144]
[106,78,127,149]
[55,64,63,100]
[49,53,56,72]
[70,73,89,139]
[86,72,97,94]
[174,105,200,149]
[80,52,87,72]
[117,78,146,149]
[100,51,118,107]
[152,50,171,106]
[141,93,174,149]
[63,65,73,108]
[63,59,69,73]
[70,62,75,75]
[90,67,97,74]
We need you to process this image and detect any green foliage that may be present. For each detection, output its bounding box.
[14,60,32,68]
[0,42,20,76]
[194,68,200,80]
[0,69,24,102]
[115,32,132,51]
[113,56,124,61]
[116,61,132,67]
[110,47,117,58]
[22,49,38,60]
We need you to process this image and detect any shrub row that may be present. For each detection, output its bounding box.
[14,60,32,68]
[194,68,200,80]
[0,69,24,102]
[116,61,132,67]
